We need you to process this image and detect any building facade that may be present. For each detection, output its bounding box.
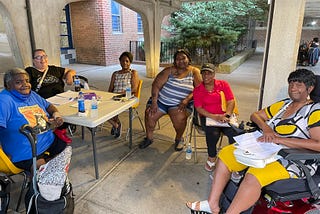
[64,0,144,65]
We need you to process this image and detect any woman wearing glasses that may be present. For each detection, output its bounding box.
[26,49,76,144]
[26,49,76,99]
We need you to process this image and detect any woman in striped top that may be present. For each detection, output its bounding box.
[138,49,202,150]
[108,52,140,138]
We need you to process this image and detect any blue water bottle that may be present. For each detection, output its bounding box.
[78,92,86,116]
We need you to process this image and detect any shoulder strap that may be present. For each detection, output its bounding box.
[35,68,48,92]
[267,100,292,125]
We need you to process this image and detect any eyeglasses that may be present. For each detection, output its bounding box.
[34,55,48,60]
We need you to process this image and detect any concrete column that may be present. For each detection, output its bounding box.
[28,0,69,66]
[0,0,29,68]
[260,0,305,108]
[142,3,164,78]
[118,0,179,78]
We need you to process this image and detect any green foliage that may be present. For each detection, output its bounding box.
[165,0,268,63]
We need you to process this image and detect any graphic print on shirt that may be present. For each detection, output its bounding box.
[18,105,48,127]
[37,74,60,86]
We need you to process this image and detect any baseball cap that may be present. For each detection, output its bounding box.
[201,63,216,73]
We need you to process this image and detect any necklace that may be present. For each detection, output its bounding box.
[205,84,214,93]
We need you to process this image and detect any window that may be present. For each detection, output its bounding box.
[137,13,143,33]
[111,0,122,32]
[60,5,73,49]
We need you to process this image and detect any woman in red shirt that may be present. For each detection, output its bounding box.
[193,63,237,171]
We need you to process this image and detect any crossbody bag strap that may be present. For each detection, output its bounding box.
[35,68,48,92]
[267,100,293,126]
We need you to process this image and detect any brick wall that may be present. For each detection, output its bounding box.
[254,27,320,48]
[70,0,320,65]
[70,0,142,66]
[70,1,107,65]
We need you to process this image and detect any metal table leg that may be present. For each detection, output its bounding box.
[129,107,133,149]
[88,127,99,179]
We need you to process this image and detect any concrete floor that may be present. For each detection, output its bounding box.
[2,44,320,213]
[57,50,265,214]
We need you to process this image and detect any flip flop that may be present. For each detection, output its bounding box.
[205,160,215,172]
[186,200,212,214]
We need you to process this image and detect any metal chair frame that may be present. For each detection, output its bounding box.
[126,80,145,140]
[185,109,225,163]
[0,147,29,212]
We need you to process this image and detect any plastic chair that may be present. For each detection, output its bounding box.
[126,80,145,140]
[0,147,28,212]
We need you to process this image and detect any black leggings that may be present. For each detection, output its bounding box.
[13,135,67,171]
[200,116,237,158]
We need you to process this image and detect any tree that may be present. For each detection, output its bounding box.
[165,0,268,64]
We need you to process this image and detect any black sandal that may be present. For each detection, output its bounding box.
[174,139,184,151]
[139,138,153,149]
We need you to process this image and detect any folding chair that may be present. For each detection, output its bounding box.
[188,94,240,163]
[0,147,29,212]
[77,75,90,90]
[126,80,145,140]
[185,109,206,163]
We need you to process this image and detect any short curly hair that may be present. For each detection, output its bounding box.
[287,68,316,89]
[4,67,29,89]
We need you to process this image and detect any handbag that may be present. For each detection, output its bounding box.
[233,101,292,168]
[233,146,281,168]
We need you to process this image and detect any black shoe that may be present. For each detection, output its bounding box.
[114,123,122,139]
[139,138,153,149]
[111,126,116,135]
[174,139,184,151]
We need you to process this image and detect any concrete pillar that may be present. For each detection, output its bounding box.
[141,3,164,78]
[28,0,72,66]
[117,0,179,78]
[260,0,305,108]
[0,0,29,68]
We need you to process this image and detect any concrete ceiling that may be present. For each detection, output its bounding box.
[305,0,320,18]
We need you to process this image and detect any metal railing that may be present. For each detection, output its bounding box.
[129,38,250,65]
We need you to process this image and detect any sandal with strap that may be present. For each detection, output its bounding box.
[186,200,212,214]
[174,139,184,151]
[205,160,215,172]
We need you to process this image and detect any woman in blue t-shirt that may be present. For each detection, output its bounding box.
[0,68,67,171]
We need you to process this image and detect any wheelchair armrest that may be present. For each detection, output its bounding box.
[278,148,320,198]
[278,148,320,161]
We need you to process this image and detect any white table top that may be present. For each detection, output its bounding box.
[53,90,138,128]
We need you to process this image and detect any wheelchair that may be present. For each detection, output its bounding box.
[219,148,320,214]
[219,75,320,214]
